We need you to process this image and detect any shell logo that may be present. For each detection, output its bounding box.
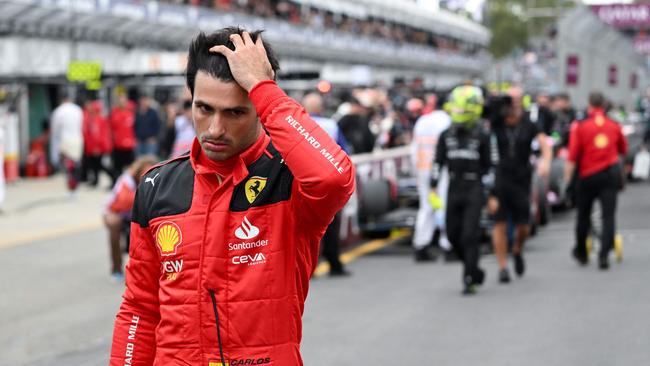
[156,222,183,256]
[594,133,609,149]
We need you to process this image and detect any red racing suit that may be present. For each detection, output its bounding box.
[109,81,355,366]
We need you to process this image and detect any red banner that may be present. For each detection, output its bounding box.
[566,55,579,86]
[591,4,650,29]
[608,65,618,86]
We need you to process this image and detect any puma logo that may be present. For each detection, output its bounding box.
[145,173,160,187]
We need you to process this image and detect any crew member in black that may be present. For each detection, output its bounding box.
[432,85,491,295]
[489,87,552,283]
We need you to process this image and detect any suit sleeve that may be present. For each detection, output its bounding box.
[249,81,356,231]
[109,190,160,365]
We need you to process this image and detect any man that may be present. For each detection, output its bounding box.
[550,93,576,147]
[82,100,113,187]
[170,100,196,157]
[410,94,452,261]
[337,96,375,154]
[490,87,551,283]
[103,156,157,282]
[432,85,491,295]
[302,92,350,276]
[109,28,355,365]
[564,92,627,270]
[50,92,84,196]
[134,94,162,156]
[109,92,136,185]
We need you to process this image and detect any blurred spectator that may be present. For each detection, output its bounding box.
[550,93,575,147]
[135,94,162,157]
[25,120,51,178]
[337,97,375,154]
[50,93,84,196]
[82,100,113,187]
[168,0,480,53]
[410,94,451,261]
[103,155,157,282]
[303,92,350,276]
[109,92,136,185]
[529,92,555,135]
[160,101,180,159]
[171,100,196,158]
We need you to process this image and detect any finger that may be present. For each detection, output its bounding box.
[209,45,233,57]
[242,31,254,45]
[230,33,245,49]
[255,33,266,50]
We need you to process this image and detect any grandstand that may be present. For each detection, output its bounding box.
[0,0,490,161]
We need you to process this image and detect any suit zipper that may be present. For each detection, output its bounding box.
[209,289,226,365]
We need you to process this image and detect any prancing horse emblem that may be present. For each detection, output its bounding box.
[245,176,267,204]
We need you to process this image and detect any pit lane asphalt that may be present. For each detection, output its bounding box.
[1,184,650,366]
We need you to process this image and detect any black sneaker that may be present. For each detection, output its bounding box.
[598,257,610,271]
[498,268,511,284]
[513,253,525,277]
[462,283,478,295]
[414,248,436,262]
[572,248,588,266]
[462,268,485,295]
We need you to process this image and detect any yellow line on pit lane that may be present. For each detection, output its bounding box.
[313,231,410,277]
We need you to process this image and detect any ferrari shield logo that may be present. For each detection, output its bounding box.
[245,176,267,203]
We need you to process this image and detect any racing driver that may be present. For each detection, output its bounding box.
[109,27,355,365]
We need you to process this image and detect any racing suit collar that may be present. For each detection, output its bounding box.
[190,132,271,185]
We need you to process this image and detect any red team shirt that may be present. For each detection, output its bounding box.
[568,108,628,178]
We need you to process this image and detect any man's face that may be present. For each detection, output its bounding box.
[192,71,261,161]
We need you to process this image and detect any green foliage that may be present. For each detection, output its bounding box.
[485,0,574,59]
[487,1,527,59]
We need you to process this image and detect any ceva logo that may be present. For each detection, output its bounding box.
[232,252,267,266]
[235,216,259,240]
[156,222,182,256]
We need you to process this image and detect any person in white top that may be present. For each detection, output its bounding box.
[410,94,452,261]
[171,100,196,158]
[50,94,84,194]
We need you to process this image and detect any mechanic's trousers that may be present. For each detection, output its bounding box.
[412,169,449,250]
[575,165,619,259]
[321,211,344,272]
[446,183,483,281]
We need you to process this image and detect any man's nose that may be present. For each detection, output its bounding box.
[208,114,226,138]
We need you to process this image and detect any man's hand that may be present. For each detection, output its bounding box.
[209,32,275,92]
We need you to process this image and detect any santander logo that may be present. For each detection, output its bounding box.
[235,216,260,240]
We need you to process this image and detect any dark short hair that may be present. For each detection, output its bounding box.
[186,27,280,96]
[589,92,605,108]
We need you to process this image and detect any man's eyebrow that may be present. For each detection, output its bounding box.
[193,99,214,108]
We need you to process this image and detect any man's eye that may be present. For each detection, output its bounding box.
[229,110,244,117]
[199,105,212,113]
